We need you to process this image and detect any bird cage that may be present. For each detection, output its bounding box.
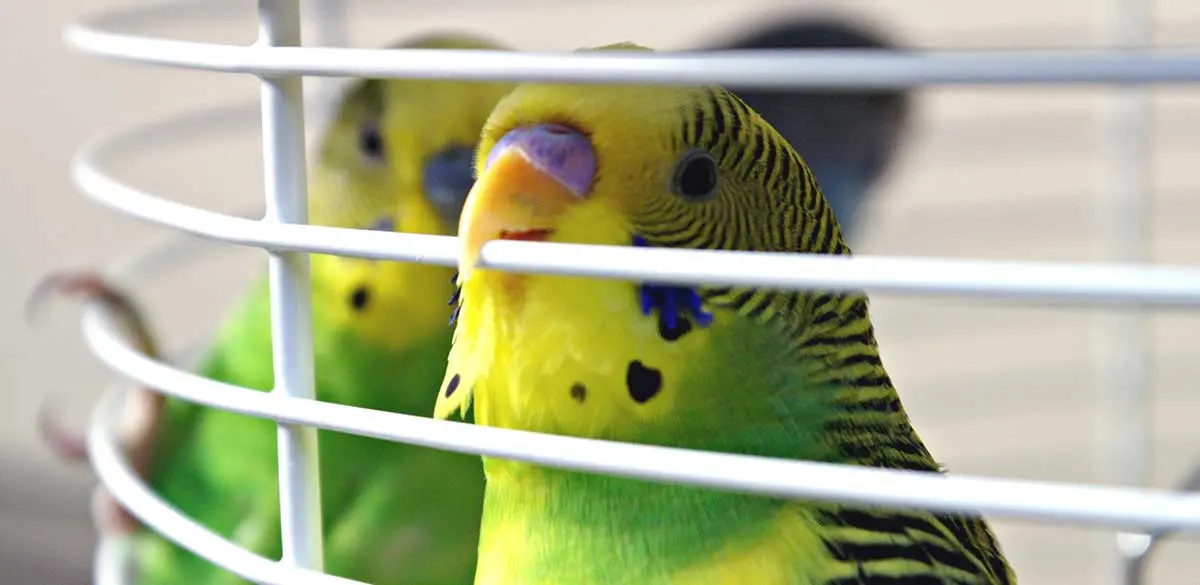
[59,0,1200,584]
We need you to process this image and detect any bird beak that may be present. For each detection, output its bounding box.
[458,123,596,279]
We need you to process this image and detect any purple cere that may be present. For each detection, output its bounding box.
[485,123,596,196]
[367,215,396,232]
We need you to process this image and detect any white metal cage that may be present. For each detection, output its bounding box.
[63,1,1200,584]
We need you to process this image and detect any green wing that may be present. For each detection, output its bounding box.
[134,277,486,585]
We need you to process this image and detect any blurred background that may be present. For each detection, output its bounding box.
[3,0,1200,583]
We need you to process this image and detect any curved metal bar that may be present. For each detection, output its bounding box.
[78,298,1200,533]
[71,105,1200,308]
[88,379,365,584]
[66,0,1200,87]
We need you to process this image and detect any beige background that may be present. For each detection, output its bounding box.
[2,0,1199,583]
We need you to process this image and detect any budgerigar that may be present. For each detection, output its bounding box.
[38,32,515,585]
[435,43,1016,585]
[701,15,912,240]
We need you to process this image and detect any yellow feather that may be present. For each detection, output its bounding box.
[436,173,715,437]
[658,507,827,585]
[311,33,515,351]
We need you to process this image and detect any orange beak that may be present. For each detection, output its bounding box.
[458,124,596,279]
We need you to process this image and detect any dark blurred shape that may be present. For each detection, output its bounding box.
[701,15,913,242]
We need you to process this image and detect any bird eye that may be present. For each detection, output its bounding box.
[671,150,718,200]
[358,120,385,163]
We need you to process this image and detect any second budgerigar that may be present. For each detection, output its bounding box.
[41,32,515,585]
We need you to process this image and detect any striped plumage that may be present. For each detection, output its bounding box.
[438,43,1015,585]
[701,15,912,240]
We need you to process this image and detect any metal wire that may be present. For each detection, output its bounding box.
[89,377,362,585]
[89,223,340,583]
[77,299,1200,532]
[87,228,1200,585]
[256,0,324,573]
[64,0,1200,87]
[61,1,1200,584]
[67,109,1200,308]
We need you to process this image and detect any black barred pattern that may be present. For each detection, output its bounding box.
[827,570,978,585]
[816,508,1015,584]
[627,86,1013,583]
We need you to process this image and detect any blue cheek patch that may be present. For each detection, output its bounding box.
[423,145,478,224]
[632,234,714,342]
[367,215,396,232]
[445,238,718,337]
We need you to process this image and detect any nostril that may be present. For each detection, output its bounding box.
[543,124,574,135]
[349,286,370,312]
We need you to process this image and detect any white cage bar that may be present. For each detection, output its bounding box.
[62,1,1200,584]
[257,0,324,574]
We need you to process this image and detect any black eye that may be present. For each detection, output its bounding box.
[349,285,370,312]
[672,150,718,200]
[358,120,385,163]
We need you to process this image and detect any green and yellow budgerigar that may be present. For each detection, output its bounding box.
[39,32,515,585]
[436,43,1017,584]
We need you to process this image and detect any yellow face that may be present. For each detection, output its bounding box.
[460,84,692,274]
[447,84,711,438]
[309,61,516,350]
[440,65,842,441]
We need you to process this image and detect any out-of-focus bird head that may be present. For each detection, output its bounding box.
[702,15,913,239]
[309,32,516,350]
